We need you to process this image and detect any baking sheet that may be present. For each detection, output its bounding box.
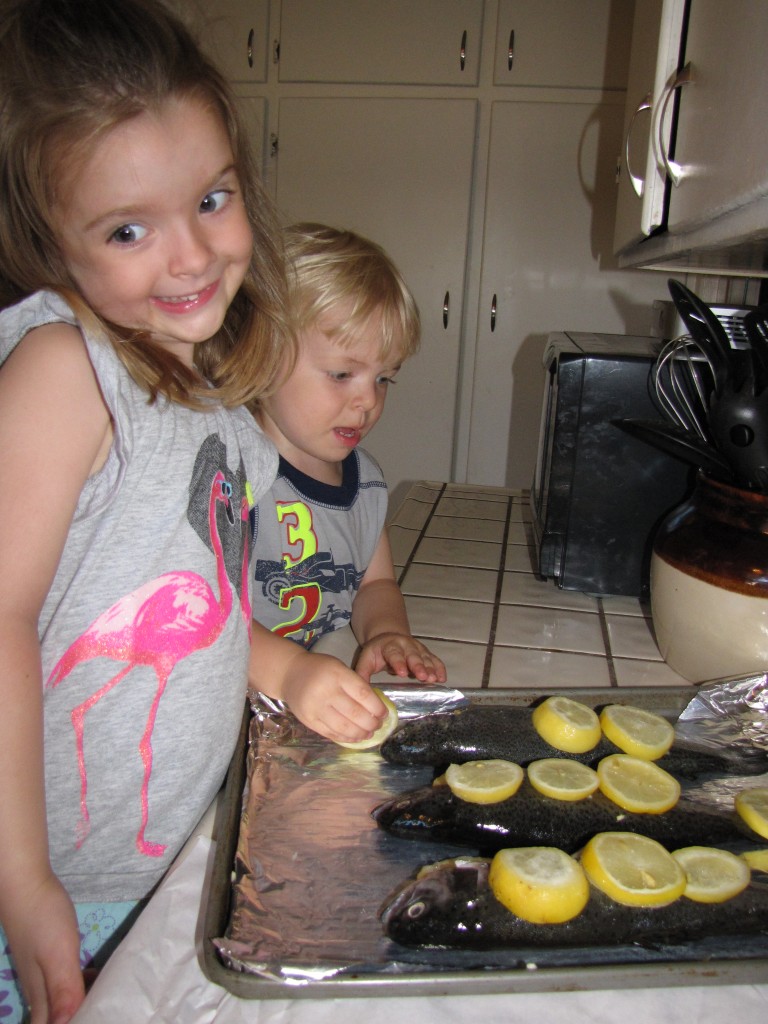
[203,684,768,998]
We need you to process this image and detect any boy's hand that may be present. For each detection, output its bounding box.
[355,633,447,685]
[281,650,389,743]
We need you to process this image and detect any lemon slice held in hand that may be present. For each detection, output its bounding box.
[489,846,590,923]
[445,759,524,804]
[671,846,751,903]
[581,832,686,907]
[597,753,680,814]
[741,848,768,873]
[531,695,601,754]
[527,758,599,802]
[335,688,398,750]
[735,787,768,840]
[599,703,675,761]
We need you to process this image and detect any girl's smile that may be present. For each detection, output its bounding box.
[54,95,253,367]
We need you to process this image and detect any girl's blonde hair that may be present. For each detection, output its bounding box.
[284,223,420,362]
[0,0,290,408]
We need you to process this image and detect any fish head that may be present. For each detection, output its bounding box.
[379,857,489,947]
[381,709,474,766]
[371,785,458,839]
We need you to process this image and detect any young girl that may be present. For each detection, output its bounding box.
[250,223,447,734]
[0,2,384,1021]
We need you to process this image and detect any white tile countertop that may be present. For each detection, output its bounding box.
[387,481,691,691]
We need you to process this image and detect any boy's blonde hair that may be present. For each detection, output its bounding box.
[284,223,420,362]
[0,0,290,408]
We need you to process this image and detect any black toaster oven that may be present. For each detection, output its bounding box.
[531,332,693,598]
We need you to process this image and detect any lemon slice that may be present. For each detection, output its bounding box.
[581,831,686,907]
[741,848,768,873]
[527,758,599,802]
[671,846,751,903]
[599,704,675,761]
[335,688,398,750]
[735,787,768,840]
[531,695,601,754]
[489,846,590,924]
[445,759,524,804]
[596,753,680,814]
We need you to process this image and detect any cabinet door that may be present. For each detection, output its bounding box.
[466,100,671,490]
[278,0,483,85]
[494,0,633,88]
[613,0,686,252]
[667,0,768,234]
[274,98,476,495]
[194,0,270,82]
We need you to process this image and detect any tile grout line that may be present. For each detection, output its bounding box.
[480,494,515,689]
[395,483,447,587]
[596,597,619,687]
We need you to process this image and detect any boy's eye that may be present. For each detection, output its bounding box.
[328,371,351,381]
[377,375,397,386]
[200,188,232,214]
[110,223,147,245]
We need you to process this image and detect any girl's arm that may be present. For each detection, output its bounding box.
[0,322,113,1023]
[351,530,447,684]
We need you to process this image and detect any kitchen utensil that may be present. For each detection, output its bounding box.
[743,305,768,395]
[652,334,713,440]
[667,280,734,397]
[667,281,768,493]
[613,418,734,480]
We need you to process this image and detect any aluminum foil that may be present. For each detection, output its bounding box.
[212,682,768,983]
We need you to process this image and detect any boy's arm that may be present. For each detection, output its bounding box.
[351,530,447,684]
[248,621,388,742]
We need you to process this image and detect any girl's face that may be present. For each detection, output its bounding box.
[257,310,402,485]
[53,95,253,366]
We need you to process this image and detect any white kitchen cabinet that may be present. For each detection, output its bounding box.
[613,0,685,252]
[493,0,633,89]
[189,0,270,82]
[181,0,674,493]
[465,99,673,489]
[665,0,768,236]
[273,97,476,489]
[278,0,483,85]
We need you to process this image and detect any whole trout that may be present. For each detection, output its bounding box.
[372,778,763,854]
[380,856,768,950]
[380,704,768,780]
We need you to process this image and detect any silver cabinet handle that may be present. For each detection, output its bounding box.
[460,30,467,71]
[490,294,497,332]
[624,92,652,197]
[247,28,254,69]
[656,62,694,187]
[443,291,450,329]
[507,30,515,71]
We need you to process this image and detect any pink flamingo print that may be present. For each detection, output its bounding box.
[46,470,237,857]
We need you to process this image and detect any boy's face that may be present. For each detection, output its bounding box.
[258,310,402,485]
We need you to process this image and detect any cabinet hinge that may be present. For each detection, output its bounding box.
[270,133,278,159]
[272,39,280,64]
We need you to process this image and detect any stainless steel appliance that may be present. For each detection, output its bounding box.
[531,332,693,598]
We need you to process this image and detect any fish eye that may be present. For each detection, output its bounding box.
[406,900,426,920]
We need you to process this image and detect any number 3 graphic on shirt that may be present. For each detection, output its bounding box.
[276,501,317,568]
[273,582,322,641]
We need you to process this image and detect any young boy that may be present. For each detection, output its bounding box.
[250,224,446,735]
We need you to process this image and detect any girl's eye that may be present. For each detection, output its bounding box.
[377,375,397,386]
[329,371,351,381]
[110,223,147,245]
[200,189,232,214]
